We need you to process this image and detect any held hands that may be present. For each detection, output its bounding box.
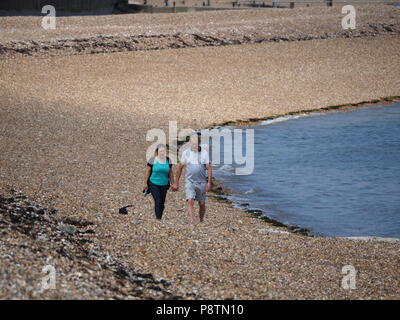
[172,183,179,191]
[206,182,212,192]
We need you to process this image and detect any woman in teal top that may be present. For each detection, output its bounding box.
[144,144,175,220]
[149,157,170,186]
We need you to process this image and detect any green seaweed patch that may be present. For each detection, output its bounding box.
[245,209,263,217]
[212,194,232,204]
[237,202,250,208]
[219,120,236,126]
[249,117,264,122]
[258,214,287,228]
[287,225,312,237]
[211,186,226,196]
[245,208,313,236]
[382,96,399,102]
[209,183,234,204]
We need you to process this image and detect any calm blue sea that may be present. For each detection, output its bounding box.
[213,103,400,238]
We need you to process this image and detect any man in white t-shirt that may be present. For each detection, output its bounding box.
[173,133,212,223]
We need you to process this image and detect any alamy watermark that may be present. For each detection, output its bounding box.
[40,264,56,291]
[341,265,357,290]
[342,5,356,30]
[41,5,56,30]
[146,121,254,175]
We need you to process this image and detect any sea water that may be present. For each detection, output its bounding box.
[213,103,400,238]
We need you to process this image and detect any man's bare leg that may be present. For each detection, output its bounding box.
[187,199,197,223]
[199,202,206,222]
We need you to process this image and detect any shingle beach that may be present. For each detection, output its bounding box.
[0,5,399,299]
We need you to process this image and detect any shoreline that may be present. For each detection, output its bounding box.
[209,95,400,239]
[209,95,400,128]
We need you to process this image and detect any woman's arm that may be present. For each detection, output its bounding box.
[169,165,175,187]
[174,163,184,190]
[144,166,151,190]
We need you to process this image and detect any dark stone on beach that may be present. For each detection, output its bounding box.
[10,214,22,224]
[58,224,79,235]
[26,206,36,213]
[82,229,95,234]
[119,207,128,215]
[4,197,16,203]
[62,217,93,227]
[133,272,154,280]
[157,279,171,286]
[148,285,163,292]
[114,268,130,279]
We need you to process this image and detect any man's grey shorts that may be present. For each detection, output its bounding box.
[185,181,207,203]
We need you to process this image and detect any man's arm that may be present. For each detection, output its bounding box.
[206,163,212,192]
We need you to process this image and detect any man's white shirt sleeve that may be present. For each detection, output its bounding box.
[202,149,210,165]
[180,149,189,165]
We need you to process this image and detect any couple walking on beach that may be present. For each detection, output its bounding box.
[143,133,213,223]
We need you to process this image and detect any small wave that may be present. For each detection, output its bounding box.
[343,236,400,243]
[232,203,247,209]
[261,115,304,126]
[261,112,327,126]
[217,164,235,173]
[244,187,258,194]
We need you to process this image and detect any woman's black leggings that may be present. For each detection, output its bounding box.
[148,181,168,219]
